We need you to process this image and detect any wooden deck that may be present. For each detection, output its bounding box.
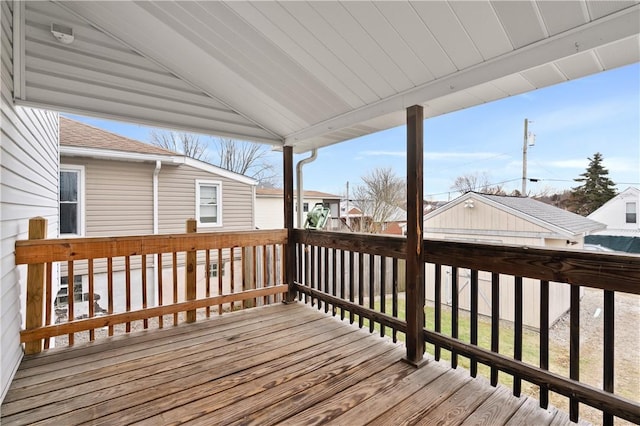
[2,303,579,425]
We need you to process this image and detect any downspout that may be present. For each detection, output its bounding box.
[296,149,318,228]
[152,160,161,307]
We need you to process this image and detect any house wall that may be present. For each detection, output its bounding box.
[255,197,283,229]
[1,0,59,402]
[158,164,254,233]
[588,188,640,232]
[60,157,154,236]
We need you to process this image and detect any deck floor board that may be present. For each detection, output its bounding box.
[2,303,578,425]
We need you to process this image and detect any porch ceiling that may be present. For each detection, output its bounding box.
[15,1,640,153]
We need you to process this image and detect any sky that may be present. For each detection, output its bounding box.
[66,62,639,201]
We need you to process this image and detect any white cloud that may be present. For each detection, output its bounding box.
[358,150,406,157]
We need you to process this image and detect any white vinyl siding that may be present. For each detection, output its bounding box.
[1,0,59,403]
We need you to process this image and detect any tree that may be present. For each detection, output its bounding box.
[569,152,616,215]
[352,167,405,233]
[149,130,279,186]
[451,172,506,195]
[149,130,209,162]
[213,138,278,187]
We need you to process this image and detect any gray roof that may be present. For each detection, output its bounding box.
[480,193,605,235]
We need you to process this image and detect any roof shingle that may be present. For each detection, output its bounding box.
[60,116,176,156]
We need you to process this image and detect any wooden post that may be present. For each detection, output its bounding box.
[283,146,296,303]
[25,217,47,355]
[185,219,197,323]
[405,105,425,366]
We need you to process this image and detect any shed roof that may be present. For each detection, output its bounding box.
[426,192,605,237]
[60,116,176,156]
[480,193,605,235]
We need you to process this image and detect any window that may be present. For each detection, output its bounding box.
[196,180,222,227]
[60,165,84,236]
[55,275,83,306]
[626,202,637,224]
[209,262,225,278]
[303,202,309,212]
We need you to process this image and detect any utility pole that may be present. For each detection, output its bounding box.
[522,119,534,196]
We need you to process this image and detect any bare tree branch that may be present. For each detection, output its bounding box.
[213,138,279,186]
[450,172,506,195]
[352,167,405,233]
[149,130,209,162]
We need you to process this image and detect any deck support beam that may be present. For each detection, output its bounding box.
[283,146,296,303]
[405,105,425,366]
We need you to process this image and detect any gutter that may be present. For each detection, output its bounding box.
[152,160,161,307]
[296,149,318,228]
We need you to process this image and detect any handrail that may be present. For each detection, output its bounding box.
[18,219,289,354]
[291,230,640,425]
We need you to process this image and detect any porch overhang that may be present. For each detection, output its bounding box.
[12,1,639,153]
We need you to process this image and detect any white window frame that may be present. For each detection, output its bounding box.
[626,202,637,224]
[60,164,85,237]
[195,180,222,227]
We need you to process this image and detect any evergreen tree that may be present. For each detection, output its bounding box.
[569,152,616,215]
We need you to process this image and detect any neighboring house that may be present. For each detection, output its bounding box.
[423,192,605,328]
[59,117,257,321]
[586,187,640,253]
[339,200,407,234]
[255,188,341,229]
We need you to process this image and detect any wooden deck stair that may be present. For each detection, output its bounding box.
[2,303,583,425]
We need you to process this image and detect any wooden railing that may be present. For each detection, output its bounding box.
[17,218,288,354]
[292,229,640,425]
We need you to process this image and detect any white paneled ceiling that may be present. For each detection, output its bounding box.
[13,1,640,153]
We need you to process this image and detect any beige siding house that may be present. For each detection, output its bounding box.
[424,192,605,328]
[59,117,257,321]
[1,1,59,401]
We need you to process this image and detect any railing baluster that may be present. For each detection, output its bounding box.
[514,276,523,396]
[324,247,330,313]
[263,245,269,306]
[358,252,364,329]
[434,263,441,361]
[310,245,316,307]
[297,243,303,302]
[603,289,615,426]
[172,252,178,326]
[253,245,258,307]
[205,249,211,317]
[540,279,550,409]
[340,249,345,320]
[451,266,458,369]
[392,258,399,343]
[470,269,478,378]
[570,284,581,421]
[218,248,223,314]
[331,248,337,316]
[108,257,114,336]
[349,250,355,325]
[68,260,74,345]
[157,254,163,328]
[380,255,386,338]
[125,255,131,332]
[88,259,95,340]
[241,247,247,309]
[141,255,148,329]
[369,254,375,333]
[491,272,500,386]
[44,262,52,350]
[317,245,323,311]
[230,247,235,311]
